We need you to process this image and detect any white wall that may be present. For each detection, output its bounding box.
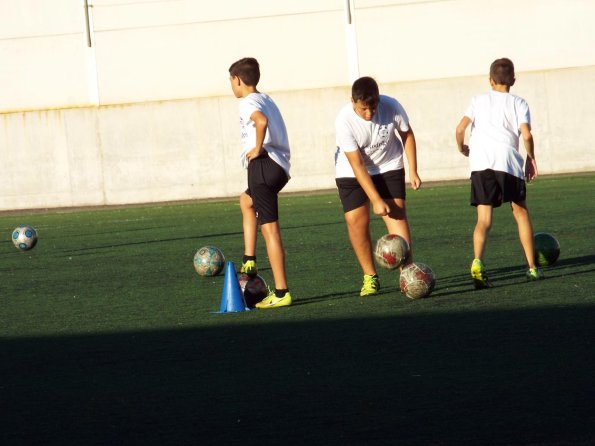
[0,0,90,111]
[355,0,595,82]
[3,0,595,110]
[0,0,351,110]
[91,0,349,104]
[1,0,594,211]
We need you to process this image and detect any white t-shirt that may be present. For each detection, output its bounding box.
[465,90,530,179]
[238,92,291,176]
[335,95,410,178]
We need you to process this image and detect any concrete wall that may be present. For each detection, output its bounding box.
[2,64,594,211]
[1,0,594,211]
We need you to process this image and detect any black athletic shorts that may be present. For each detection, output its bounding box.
[245,151,289,225]
[470,169,526,207]
[335,168,406,213]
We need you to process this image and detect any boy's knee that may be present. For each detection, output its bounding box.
[511,202,530,218]
[240,193,252,208]
[476,218,492,231]
[344,212,367,230]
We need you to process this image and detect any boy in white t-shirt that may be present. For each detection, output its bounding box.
[335,76,421,297]
[455,58,544,288]
[229,57,292,308]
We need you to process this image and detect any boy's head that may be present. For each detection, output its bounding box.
[229,57,260,87]
[490,58,516,87]
[351,76,380,121]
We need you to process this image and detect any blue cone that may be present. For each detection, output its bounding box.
[216,261,249,313]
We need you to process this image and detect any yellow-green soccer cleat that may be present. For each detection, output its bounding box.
[526,267,545,281]
[470,258,493,289]
[255,291,292,309]
[240,260,257,276]
[360,274,380,297]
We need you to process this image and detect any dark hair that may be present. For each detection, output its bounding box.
[229,57,260,87]
[351,76,379,106]
[490,58,516,87]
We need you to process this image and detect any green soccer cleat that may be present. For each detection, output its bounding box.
[240,260,257,276]
[526,267,545,281]
[360,274,380,297]
[470,258,493,289]
[255,291,292,309]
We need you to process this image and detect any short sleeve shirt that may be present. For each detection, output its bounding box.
[465,91,530,179]
[335,95,410,178]
[238,92,291,177]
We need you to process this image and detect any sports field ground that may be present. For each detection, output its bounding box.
[2,173,594,445]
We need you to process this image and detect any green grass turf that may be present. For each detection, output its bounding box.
[1,174,594,445]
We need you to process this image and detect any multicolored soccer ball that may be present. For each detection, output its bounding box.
[374,234,410,270]
[237,273,268,308]
[399,262,436,300]
[193,246,225,277]
[534,232,560,266]
[12,225,38,251]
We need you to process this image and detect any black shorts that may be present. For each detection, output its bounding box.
[470,169,526,208]
[336,168,406,213]
[245,152,289,224]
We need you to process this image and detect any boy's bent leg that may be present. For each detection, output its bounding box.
[256,220,292,308]
[240,192,257,258]
[511,201,538,269]
[344,205,380,296]
[260,220,288,290]
[473,205,493,260]
[344,204,376,276]
[382,198,413,262]
[471,205,494,289]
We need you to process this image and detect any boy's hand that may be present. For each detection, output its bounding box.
[410,172,422,190]
[246,147,263,162]
[371,198,390,216]
[525,156,538,182]
[459,144,469,157]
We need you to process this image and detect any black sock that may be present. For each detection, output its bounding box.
[243,255,256,263]
[275,288,288,298]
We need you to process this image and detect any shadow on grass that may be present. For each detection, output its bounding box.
[488,254,595,280]
[3,306,595,446]
[431,254,595,298]
[60,230,245,254]
[57,221,345,256]
[291,290,357,305]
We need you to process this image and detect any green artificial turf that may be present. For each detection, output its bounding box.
[1,174,594,445]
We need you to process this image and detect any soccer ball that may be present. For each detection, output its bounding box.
[374,234,410,269]
[193,246,225,277]
[237,273,268,308]
[399,262,436,300]
[12,225,38,251]
[534,232,560,266]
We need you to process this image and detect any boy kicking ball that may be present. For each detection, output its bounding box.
[455,57,544,289]
[335,76,421,297]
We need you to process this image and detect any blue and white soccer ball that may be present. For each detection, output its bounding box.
[193,246,225,277]
[12,224,38,251]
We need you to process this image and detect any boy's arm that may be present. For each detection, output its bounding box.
[398,127,421,190]
[246,110,268,162]
[455,117,471,157]
[344,150,390,216]
[520,123,538,181]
